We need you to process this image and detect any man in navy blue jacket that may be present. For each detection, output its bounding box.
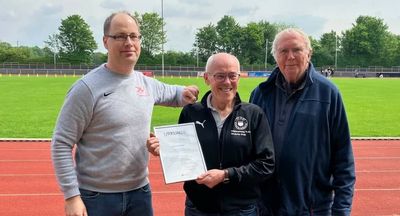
[250,28,355,216]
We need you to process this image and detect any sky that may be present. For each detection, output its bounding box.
[1,0,399,53]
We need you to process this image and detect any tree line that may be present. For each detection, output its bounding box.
[0,13,399,68]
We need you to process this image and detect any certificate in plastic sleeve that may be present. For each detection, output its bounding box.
[154,122,207,184]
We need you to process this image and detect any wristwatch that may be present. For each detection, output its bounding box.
[223,169,230,184]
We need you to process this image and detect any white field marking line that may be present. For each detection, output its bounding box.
[353,146,400,149]
[0,149,49,151]
[357,170,400,173]
[0,174,55,176]
[355,188,400,191]
[375,215,400,216]
[0,191,184,197]
[0,173,172,176]
[0,160,51,162]
[0,193,62,197]
[355,157,400,160]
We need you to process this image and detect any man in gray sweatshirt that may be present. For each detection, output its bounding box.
[51,11,199,216]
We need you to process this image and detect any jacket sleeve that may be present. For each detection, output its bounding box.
[330,92,356,216]
[146,76,185,107]
[51,81,94,199]
[230,108,275,183]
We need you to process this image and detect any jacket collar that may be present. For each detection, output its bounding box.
[259,63,316,91]
[200,90,242,110]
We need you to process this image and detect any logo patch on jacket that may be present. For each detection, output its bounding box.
[234,116,248,130]
[231,116,250,137]
[195,120,206,128]
[135,86,149,96]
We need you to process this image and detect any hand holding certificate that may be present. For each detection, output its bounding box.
[153,122,207,184]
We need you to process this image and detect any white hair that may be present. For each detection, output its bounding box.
[271,28,312,60]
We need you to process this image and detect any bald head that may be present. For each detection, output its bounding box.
[205,53,240,74]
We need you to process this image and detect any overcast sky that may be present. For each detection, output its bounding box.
[1,0,399,53]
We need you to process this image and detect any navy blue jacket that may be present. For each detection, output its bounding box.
[250,64,355,216]
[180,91,275,213]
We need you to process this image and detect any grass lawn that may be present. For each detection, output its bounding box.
[0,75,399,138]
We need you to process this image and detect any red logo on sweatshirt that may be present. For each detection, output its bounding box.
[136,86,148,96]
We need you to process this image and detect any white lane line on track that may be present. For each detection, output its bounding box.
[356,157,400,159]
[374,215,400,216]
[353,146,400,149]
[0,174,55,176]
[1,172,168,176]
[0,191,184,197]
[357,170,400,173]
[0,193,62,197]
[0,149,49,151]
[0,160,51,162]
[355,188,400,191]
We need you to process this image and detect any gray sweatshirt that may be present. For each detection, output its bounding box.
[51,64,184,199]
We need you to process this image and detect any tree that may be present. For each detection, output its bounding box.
[57,15,97,64]
[240,22,264,64]
[312,31,338,67]
[195,24,219,62]
[259,21,279,66]
[0,42,12,62]
[382,33,400,66]
[156,50,196,66]
[216,15,242,55]
[44,33,61,65]
[194,17,281,67]
[341,16,390,66]
[135,12,165,56]
[0,42,31,63]
[240,21,278,66]
[92,52,107,65]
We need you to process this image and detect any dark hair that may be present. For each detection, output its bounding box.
[103,11,140,35]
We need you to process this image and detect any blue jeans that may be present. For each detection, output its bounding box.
[80,184,153,216]
[185,197,257,216]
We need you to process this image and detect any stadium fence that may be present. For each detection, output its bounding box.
[1,63,400,78]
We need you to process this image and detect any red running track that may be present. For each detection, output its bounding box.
[0,140,399,215]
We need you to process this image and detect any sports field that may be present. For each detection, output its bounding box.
[0,75,399,215]
[0,75,399,137]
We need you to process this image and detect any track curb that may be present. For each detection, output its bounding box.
[0,138,52,142]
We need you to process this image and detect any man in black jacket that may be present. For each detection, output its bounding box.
[148,53,275,215]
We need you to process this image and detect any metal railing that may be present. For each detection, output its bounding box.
[1,63,400,78]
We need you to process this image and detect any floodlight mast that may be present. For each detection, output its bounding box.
[265,38,268,70]
[161,0,165,77]
[335,33,338,69]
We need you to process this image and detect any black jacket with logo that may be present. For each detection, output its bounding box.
[179,91,275,213]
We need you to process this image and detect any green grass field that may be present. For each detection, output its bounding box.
[0,75,399,138]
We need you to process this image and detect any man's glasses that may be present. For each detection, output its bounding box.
[106,33,142,42]
[211,73,240,82]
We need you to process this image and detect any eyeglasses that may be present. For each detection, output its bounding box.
[106,33,142,42]
[211,73,240,82]
[277,47,307,57]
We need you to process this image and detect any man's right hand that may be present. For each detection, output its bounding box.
[65,195,87,216]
